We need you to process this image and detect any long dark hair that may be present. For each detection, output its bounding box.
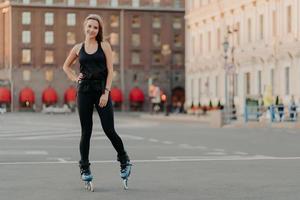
[84,14,104,44]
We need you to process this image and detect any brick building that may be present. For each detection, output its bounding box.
[0,0,185,111]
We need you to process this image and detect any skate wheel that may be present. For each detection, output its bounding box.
[89,182,94,192]
[85,181,94,192]
[123,179,128,190]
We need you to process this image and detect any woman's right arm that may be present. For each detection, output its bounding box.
[63,44,81,82]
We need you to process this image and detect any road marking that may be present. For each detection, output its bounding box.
[2,155,300,165]
[0,150,48,155]
[234,151,249,155]
[206,152,227,155]
[179,144,208,149]
[162,141,173,145]
[213,148,225,152]
[149,138,159,142]
[120,134,144,140]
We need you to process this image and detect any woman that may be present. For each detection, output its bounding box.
[63,14,131,188]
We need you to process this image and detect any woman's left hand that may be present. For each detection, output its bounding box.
[99,93,109,108]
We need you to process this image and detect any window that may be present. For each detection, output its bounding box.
[215,76,219,97]
[23,0,30,4]
[236,22,240,46]
[258,71,262,95]
[110,33,119,45]
[132,0,140,7]
[245,72,250,95]
[132,52,140,64]
[131,33,140,47]
[174,0,181,8]
[174,34,182,47]
[285,67,290,95]
[208,31,211,52]
[111,0,118,7]
[217,28,221,50]
[22,31,31,44]
[45,31,54,44]
[206,77,210,95]
[67,0,75,6]
[153,0,160,7]
[22,12,31,25]
[198,78,202,102]
[67,32,76,45]
[287,5,292,33]
[67,13,76,26]
[234,74,238,96]
[45,13,54,26]
[173,53,183,66]
[152,16,161,29]
[45,0,53,5]
[45,50,54,64]
[259,14,264,40]
[173,17,181,29]
[192,36,195,56]
[22,49,31,63]
[152,52,161,64]
[110,15,119,27]
[191,79,194,103]
[199,34,203,55]
[272,11,277,37]
[89,0,97,6]
[271,69,274,94]
[112,51,119,65]
[152,33,161,47]
[248,18,252,42]
[132,15,141,28]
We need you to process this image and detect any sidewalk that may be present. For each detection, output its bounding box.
[224,118,300,129]
[139,113,211,123]
[116,111,300,129]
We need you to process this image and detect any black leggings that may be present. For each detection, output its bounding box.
[77,91,126,165]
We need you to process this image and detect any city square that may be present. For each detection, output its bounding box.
[1,0,300,199]
[0,112,300,200]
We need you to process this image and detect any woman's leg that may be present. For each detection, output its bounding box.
[77,91,94,168]
[95,97,127,158]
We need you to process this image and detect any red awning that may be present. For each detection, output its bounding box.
[111,87,123,103]
[19,87,35,103]
[129,87,145,102]
[42,87,58,104]
[64,86,77,103]
[0,87,11,103]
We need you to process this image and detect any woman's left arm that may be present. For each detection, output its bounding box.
[99,41,113,107]
[103,41,113,91]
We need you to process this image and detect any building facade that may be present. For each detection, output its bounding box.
[0,0,185,111]
[185,0,300,114]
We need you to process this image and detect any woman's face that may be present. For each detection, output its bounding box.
[85,19,100,39]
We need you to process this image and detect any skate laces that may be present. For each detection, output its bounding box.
[81,168,91,175]
[120,162,132,172]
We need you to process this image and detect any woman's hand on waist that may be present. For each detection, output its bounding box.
[75,73,84,83]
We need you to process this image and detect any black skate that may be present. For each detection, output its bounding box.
[118,153,132,190]
[79,162,94,192]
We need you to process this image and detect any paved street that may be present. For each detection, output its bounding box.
[0,112,300,200]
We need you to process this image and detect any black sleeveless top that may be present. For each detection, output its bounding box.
[77,43,108,93]
[78,43,107,81]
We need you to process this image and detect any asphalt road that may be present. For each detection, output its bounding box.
[0,112,300,200]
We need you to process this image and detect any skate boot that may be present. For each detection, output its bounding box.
[79,161,94,192]
[118,153,132,190]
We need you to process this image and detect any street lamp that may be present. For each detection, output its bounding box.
[223,38,230,123]
[161,44,172,115]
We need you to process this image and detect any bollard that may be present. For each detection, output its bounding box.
[210,110,224,128]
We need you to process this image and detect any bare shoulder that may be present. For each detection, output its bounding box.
[72,43,83,56]
[101,41,112,52]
